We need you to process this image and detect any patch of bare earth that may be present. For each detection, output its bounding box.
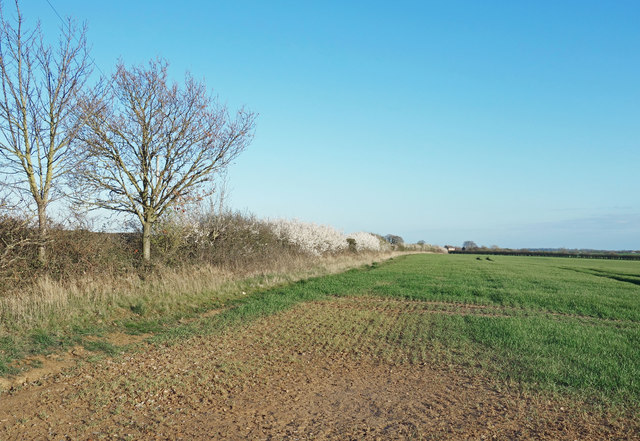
[0,333,151,391]
[0,299,637,440]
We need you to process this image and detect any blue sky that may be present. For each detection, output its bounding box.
[23,0,640,249]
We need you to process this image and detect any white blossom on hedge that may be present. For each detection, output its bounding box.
[346,232,382,251]
[268,218,347,255]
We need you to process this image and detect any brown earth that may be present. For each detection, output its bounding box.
[0,299,638,440]
[0,333,151,392]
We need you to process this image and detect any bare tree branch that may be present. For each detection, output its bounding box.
[72,59,256,261]
[0,0,93,263]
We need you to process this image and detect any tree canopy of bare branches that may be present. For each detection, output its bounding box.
[384,234,404,246]
[73,59,256,261]
[0,0,92,263]
[462,240,478,250]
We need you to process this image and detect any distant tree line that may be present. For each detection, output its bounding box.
[451,248,640,261]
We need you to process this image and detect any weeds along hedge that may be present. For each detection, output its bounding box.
[0,211,393,295]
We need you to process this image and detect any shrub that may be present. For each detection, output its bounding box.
[192,211,294,269]
[346,232,383,252]
[0,218,140,292]
[402,242,447,253]
[268,219,348,256]
[45,227,139,280]
[145,209,299,271]
[0,215,37,289]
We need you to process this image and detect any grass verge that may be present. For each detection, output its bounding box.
[0,252,401,376]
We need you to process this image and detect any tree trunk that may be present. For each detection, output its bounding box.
[37,203,47,264]
[142,220,151,262]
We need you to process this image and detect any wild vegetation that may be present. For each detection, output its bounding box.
[1,253,638,439]
[0,207,435,375]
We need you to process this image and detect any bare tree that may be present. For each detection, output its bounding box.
[462,240,478,250]
[384,234,404,246]
[73,59,256,261]
[0,0,92,263]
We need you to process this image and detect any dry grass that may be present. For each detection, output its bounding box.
[0,250,405,342]
[0,208,431,371]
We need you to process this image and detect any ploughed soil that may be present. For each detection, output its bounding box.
[0,300,638,440]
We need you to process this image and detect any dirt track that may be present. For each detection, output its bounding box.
[1,300,638,440]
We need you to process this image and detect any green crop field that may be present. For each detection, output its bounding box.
[159,253,640,408]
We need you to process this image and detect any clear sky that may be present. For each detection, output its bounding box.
[22,0,640,249]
